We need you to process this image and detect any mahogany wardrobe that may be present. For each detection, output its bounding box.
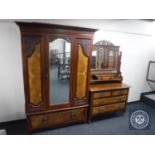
[17,22,97,133]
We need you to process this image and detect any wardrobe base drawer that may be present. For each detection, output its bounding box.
[29,108,87,131]
[92,102,126,115]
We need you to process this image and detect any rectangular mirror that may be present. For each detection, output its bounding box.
[91,46,117,71]
[90,40,122,83]
[49,38,71,105]
[108,50,116,68]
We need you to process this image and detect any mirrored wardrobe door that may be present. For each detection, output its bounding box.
[48,38,71,106]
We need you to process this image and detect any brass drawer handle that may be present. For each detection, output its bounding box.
[42,116,48,125]
[117,98,121,102]
[70,112,76,119]
[99,102,104,105]
[112,91,121,95]
[117,91,121,95]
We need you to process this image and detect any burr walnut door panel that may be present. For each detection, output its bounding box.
[23,35,45,113]
[73,39,91,105]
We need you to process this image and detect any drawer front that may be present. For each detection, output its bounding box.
[112,89,128,96]
[30,108,87,130]
[92,102,125,115]
[93,95,127,106]
[93,91,111,99]
[99,76,122,81]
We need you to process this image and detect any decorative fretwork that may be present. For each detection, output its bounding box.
[77,39,91,56]
[95,40,114,46]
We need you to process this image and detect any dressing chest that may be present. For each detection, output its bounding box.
[89,40,130,121]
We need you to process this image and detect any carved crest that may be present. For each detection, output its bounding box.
[77,39,91,56]
[95,40,114,46]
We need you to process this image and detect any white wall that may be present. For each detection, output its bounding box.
[142,32,155,92]
[0,22,25,122]
[0,19,155,122]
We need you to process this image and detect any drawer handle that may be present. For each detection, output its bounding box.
[99,102,104,105]
[118,91,121,95]
[70,112,76,119]
[113,91,121,95]
[117,98,120,102]
[42,116,48,125]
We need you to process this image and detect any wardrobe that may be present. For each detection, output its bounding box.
[17,22,97,133]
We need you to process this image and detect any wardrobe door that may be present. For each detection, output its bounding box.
[22,35,45,113]
[73,39,91,105]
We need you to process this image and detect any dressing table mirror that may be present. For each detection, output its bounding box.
[90,40,122,83]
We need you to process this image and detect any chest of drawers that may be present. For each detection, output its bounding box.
[89,83,129,122]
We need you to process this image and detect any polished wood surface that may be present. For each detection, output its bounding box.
[90,83,129,92]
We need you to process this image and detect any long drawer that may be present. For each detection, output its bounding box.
[93,89,128,99]
[93,95,127,106]
[92,102,125,115]
[30,108,87,130]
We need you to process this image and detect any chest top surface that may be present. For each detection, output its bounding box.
[90,83,129,92]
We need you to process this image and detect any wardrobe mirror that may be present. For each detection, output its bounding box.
[91,40,119,72]
[49,38,71,105]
